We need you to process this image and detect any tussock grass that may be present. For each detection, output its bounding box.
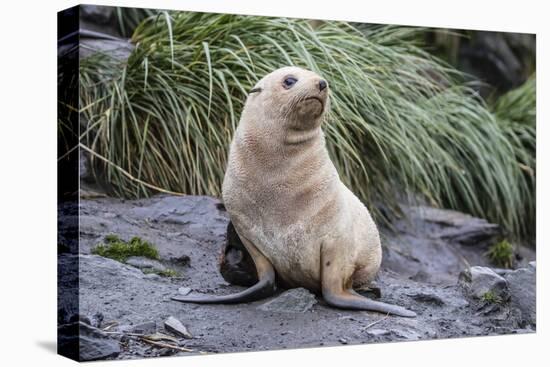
[79,12,536,238]
[492,76,536,237]
[485,240,515,269]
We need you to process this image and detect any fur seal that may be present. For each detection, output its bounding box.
[173,66,416,317]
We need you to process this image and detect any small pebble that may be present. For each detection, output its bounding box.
[164,316,193,339]
[178,287,192,296]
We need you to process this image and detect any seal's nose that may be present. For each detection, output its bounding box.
[319,79,327,91]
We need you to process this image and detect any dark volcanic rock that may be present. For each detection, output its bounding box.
[171,254,191,267]
[66,195,536,360]
[380,205,515,285]
[407,206,501,246]
[59,321,121,361]
[504,267,536,326]
[456,31,535,97]
[80,38,133,60]
[78,6,135,61]
[258,288,317,313]
[365,328,390,337]
[80,254,146,281]
[58,322,79,361]
[80,322,121,361]
[131,195,228,243]
[130,321,157,335]
[58,254,79,326]
[407,292,445,306]
[458,266,510,302]
[79,4,123,38]
[126,256,167,272]
[81,5,113,25]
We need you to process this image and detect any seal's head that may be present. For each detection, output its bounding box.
[246,66,329,131]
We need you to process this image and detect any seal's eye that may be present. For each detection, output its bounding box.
[283,77,298,89]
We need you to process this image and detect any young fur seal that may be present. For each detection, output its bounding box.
[172,66,416,317]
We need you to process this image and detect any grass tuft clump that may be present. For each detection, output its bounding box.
[92,235,159,262]
[481,291,503,305]
[485,240,515,269]
[79,11,536,238]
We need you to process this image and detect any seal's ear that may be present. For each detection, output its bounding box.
[249,87,262,94]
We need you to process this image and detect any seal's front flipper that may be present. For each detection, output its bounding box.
[172,231,276,304]
[323,289,416,317]
[321,246,416,318]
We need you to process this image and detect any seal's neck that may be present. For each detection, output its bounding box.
[233,105,329,172]
[237,122,324,158]
[284,127,322,145]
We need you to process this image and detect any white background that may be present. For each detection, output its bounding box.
[0,0,547,366]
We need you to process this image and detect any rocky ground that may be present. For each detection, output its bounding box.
[57,194,536,361]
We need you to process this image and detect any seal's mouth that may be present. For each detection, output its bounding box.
[304,96,324,110]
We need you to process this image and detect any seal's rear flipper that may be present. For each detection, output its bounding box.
[219,221,258,287]
[171,275,276,304]
[173,231,276,304]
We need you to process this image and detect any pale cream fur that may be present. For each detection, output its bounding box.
[222,66,381,294]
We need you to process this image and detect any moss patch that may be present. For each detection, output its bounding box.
[92,235,179,277]
[481,291,503,304]
[92,235,159,262]
[485,240,515,268]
